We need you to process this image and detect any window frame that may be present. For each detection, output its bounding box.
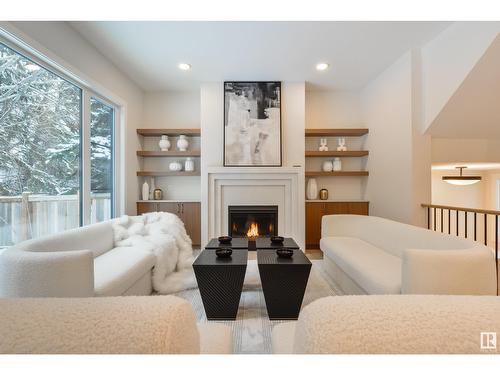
[0,33,121,228]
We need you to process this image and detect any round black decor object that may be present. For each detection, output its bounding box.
[216,248,233,258]
[218,236,232,244]
[276,248,294,258]
[270,236,284,244]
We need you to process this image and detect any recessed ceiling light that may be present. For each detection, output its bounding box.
[316,62,329,71]
[178,63,191,71]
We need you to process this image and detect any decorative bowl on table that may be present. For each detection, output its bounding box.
[276,248,294,258]
[270,236,284,244]
[218,236,232,244]
[216,248,233,258]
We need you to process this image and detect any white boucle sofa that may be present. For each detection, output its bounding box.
[321,215,496,295]
[0,220,156,298]
[0,295,232,354]
[272,295,500,354]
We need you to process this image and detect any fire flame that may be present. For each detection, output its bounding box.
[247,222,259,238]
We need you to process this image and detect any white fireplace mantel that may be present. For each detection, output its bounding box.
[201,166,305,249]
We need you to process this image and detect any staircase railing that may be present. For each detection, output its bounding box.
[422,203,499,294]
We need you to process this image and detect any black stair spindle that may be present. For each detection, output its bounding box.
[474,212,477,241]
[440,208,444,233]
[448,210,451,234]
[434,208,436,231]
[456,210,459,236]
[484,214,488,246]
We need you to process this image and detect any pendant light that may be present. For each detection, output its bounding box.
[442,166,481,185]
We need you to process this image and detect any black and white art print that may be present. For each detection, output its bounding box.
[224,81,281,166]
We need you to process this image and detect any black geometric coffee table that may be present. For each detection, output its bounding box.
[193,249,248,320]
[205,237,299,250]
[257,249,311,320]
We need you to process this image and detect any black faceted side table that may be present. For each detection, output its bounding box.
[257,249,312,320]
[193,249,248,320]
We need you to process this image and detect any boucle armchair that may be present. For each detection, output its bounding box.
[272,295,500,354]
[0,295,232,354]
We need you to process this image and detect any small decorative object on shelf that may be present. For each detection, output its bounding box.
[159,135,171,151]
[276,248,294,258]
[184,157,195,172]
[336,137,347,151]
[153,188,163,200]
[319,188,329,200]
[333,157,342,171]
[322,160,333,172]
[270,236,284,244]
[141,181,149,201]
[215,248,233,258]
[218,236,232,244]
[306,178,318,200]
[318,138,328,151]
[177,135,189,151]
[169,161,183,171]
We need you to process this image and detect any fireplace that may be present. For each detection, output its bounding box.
[228,205,278,238]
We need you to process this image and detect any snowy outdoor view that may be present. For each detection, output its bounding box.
[0,42,114,247]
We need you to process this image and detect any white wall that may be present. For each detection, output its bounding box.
[305,90,366,201]
[361,52,415,224]
[3,21,144,216]
[432,138,500,164]
[421,22,500,131]
[432,170,485,208]
[142,91,201,200]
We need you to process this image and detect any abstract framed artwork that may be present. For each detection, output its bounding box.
[223,81,282,167]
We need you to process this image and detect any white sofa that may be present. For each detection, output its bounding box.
[272,295,500,354]
[0,295,232,354]
[0,220,156,298]
[321,215,496,295]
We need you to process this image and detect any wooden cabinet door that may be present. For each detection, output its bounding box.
[137,202,158,215]
[305,202,325,248]
[180,202,201,246]
[158,202,181,215]
[324,202,369,216]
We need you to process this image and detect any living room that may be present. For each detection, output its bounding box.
[1,1,500,373]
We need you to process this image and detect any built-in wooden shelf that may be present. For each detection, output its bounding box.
[305,150,369,157]
[136,151,201,157]
[137,128,201,136]
[305,128,369,137]
[305,171,369,177]
[137,171,201,177]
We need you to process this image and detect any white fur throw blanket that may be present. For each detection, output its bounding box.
[112,212,197,294]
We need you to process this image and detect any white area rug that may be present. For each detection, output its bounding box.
[176,259,343,354]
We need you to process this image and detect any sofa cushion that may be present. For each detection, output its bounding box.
[94,247,156,296]
[321,237,401,294]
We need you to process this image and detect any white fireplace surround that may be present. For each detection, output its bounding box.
[201,167,305,249]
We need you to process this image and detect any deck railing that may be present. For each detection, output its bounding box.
[0,193,111,247]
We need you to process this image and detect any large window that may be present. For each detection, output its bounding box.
[0,41,117,247]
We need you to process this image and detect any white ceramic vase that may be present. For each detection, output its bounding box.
[141,181,149,201]
[184,157,195,172]
[159,135,171,151]
[169,161,183,172]
[177,135,189,151]
[322,160,333,172]
[306,178,318,200]
[333,157,342,171]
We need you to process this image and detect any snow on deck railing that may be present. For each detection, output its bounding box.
[0,193,111,247]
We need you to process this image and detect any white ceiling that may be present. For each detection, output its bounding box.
[427,35,500,139]
[70,21,451,92]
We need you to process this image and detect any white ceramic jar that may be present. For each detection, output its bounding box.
[177,135,189,151]
[159,135,171,151]
[141,181,149,201]
[333,157,342,171]
[169,161,183,172]
[184,157,195,172]
[322,160,333,172]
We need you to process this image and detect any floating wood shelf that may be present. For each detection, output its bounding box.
[305,128,368,137]
[136,151,201,157]
[137,128,201,136]
[305,151,369,157]
[137,171,201,177]
[305,171,369,177]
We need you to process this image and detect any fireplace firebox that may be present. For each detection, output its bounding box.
[228,205,278,238]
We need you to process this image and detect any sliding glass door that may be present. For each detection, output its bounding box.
[0,41,117,248]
